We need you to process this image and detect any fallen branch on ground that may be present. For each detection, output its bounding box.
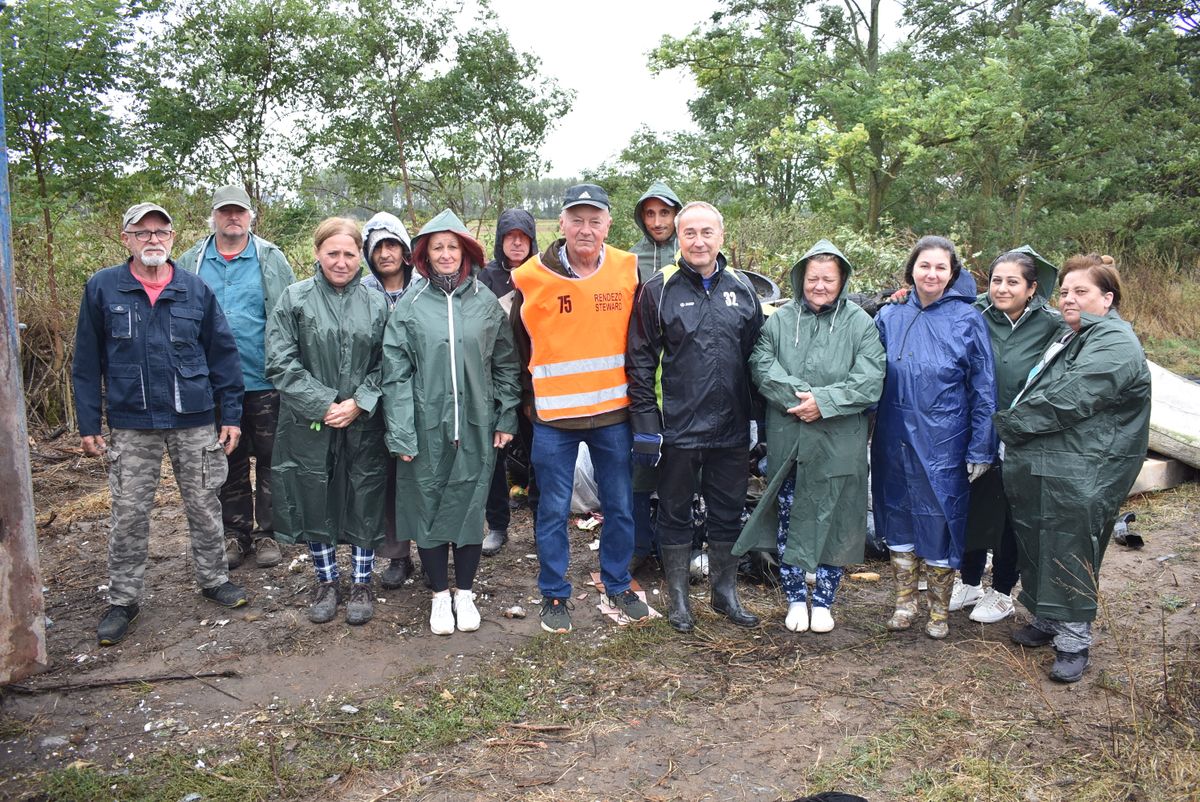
[7,669,239,694]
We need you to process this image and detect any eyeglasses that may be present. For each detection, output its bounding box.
[125,229,175,242]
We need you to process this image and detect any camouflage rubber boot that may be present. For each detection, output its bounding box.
[886,550,920,631]
[925,565,955,639]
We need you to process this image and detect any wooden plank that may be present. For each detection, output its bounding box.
[1129,455,1195,496]
[1148,361,1200,469]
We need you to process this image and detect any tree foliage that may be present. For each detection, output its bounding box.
[641,0,1200,260]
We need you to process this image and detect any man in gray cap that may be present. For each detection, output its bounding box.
[177,186,296,570]
[73,203,248,646]
[509,183,650,633]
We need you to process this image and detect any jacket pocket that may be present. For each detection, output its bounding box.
[174,362,215,414]
[169,306,203,343]
[108,304,133,339]
[106,363,146,411]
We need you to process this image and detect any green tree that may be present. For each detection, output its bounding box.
[138,0,328,202]
[1,0,157,303]
[303,0,451,228]
[311,2,569,227]
[423,27,570,229]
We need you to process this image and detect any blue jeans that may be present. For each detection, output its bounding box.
[532,420,635,599]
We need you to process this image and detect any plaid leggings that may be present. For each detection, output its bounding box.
[777,476,844,607]
[308,542,374,585]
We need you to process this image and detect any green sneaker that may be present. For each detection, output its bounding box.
[539,597,573,633]
[607,589,650,622]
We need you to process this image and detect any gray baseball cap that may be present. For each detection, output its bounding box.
[122,202,173,229]
[562,183,611,211]
[211,185,254,210]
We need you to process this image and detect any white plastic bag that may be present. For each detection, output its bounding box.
[571,443,601,514]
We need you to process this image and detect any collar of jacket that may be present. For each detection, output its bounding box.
[117,258,187,299]
[675,252,727,285]
[1076,308,1119,331]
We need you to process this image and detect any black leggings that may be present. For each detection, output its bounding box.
[418,543,482,593]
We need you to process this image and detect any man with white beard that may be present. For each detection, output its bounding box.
[73,203,248,647]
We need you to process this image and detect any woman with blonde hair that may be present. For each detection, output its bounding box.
[268,217,389,627]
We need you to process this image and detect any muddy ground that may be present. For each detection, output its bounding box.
[2,433,1198,801]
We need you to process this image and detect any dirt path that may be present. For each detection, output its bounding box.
[2,438,1198,801]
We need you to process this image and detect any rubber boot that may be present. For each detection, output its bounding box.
[660,544,695,633]
[708,541,759,627]
[925,564,954,639]
[886,550,919,631]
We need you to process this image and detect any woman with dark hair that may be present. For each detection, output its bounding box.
[268,217,389,626]
[952,247,1067,623]
[871,235,997,639]
[996,254,1150,682]
[382,209,521,636]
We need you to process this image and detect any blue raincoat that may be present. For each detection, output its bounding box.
[870,284,997,567]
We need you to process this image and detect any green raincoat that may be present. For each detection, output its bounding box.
[266,264,389,548]
[382,210,521,549]
[733,240,885,571]
[964,246,1067,552]
[994,309,1151,622]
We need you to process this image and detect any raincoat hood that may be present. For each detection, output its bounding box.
[632,180,682,241]
[362,211,413,280]
[411,208,484,286]
[792,239,853,307]
[630,181,682,281]
[1009,244,1059,301]
[491,209,539,270]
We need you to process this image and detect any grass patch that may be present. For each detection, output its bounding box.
[1142,337,1200,376]
[32,624,668,801]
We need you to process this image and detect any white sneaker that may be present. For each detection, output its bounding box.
[949,578,984,611]
[454,589,480,632]
[810,606,835,633]
[785,601,809,632]
[969,588,1015,623]
[430,591,454,635]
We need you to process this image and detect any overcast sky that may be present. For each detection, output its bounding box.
[486,0,721,178]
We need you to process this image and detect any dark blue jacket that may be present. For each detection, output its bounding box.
[870,284,996,567]
[72,260,244,435]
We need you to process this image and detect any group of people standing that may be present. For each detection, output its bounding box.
[73,180,1150,684]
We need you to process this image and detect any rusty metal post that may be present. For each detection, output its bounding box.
[0,0,50,684]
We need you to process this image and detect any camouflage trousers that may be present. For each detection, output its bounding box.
[220,389,279,546]
[107,426,229,606]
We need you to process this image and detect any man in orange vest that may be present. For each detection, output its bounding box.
[511,184,651,634]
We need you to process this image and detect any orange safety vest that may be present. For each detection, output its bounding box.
[512,247,638,421]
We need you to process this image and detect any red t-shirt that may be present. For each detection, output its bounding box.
[135,266,174,305]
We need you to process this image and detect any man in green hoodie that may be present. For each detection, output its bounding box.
[629,180,682,282]
[627,181,683,572]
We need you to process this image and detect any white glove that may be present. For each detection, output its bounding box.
[966,462,990,483]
